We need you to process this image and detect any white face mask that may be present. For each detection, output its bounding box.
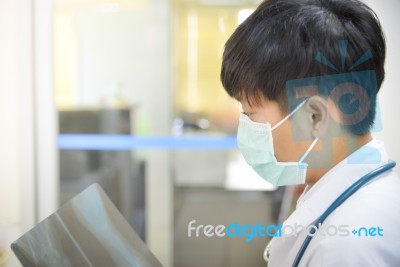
[237,100,318,186]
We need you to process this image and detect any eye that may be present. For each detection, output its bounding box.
[241,111,253,117]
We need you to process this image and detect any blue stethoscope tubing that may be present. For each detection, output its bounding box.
[292,161,396,267]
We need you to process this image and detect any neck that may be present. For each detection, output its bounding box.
[305,133,373,188]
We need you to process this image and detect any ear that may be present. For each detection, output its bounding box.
[306,96,329,138]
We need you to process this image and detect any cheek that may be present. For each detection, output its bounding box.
[272,126,293,161]
[272,122,309,162]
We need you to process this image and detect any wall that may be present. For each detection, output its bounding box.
[0,0,35,263]
[0,1,57,266]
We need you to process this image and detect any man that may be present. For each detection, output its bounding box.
[221,0,400,266]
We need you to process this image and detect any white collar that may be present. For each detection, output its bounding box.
[283,138,389,231]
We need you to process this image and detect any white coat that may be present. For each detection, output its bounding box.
[267,139,400,266]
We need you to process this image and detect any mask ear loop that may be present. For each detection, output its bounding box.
[271,100,308,131]
[299,138,319,163]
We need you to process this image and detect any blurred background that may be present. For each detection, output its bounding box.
[0,0,399,266]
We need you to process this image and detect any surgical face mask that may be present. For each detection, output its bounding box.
[237,100,318,186]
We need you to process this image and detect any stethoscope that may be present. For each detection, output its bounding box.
[263,161,396,267]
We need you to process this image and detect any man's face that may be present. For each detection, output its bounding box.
[240,97,313,163]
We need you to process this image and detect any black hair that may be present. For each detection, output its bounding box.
[221,0,385,135]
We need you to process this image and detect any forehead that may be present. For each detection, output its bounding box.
[240,96,273,111]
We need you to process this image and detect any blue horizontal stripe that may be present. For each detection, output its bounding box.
[58,134,237,150]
